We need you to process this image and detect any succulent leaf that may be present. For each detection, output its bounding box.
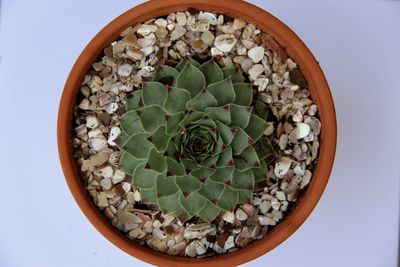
[117,59,272,222]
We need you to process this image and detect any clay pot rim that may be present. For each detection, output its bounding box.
[57,1,337,266]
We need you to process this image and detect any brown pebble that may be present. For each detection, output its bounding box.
[289,68,307,88]
[97,112,111,126]
[217,232,229,247]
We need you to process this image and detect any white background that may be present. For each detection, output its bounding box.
[0,0,399,266]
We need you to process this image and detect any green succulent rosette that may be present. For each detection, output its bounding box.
[116,59,272,222]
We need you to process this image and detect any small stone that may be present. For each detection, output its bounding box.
[190,19,210,32]
[274,157,292,178]
[235,208,248,221]
[241,203,256,217]
[126,47,144,60]
[276,191,286,201]
[79,99,91,110]
[296,122,311,139]
[137,34,156,48]
[195,240,207,255]
[141,46,155,57]
[91,138,108,152]
[271,199,281,210]
[97,112,111,126]
[137,24,158,36]
[128,228,145,239]
[117,64,133,77]
[176,12,187,25]
[185,241,197,257]
[107,126,121,146]
[222,211,235,224]
[155,27,168,38]
[111,169,125,184]
[109,151,120,166]
[153,227,167,240]
[290,68,307,88]
[211,47,224,57]
[100,178,112,190]
[97,192,109,207]
[105,103,118,114]
[143,221,153,233]
[308,104,318,116]
[232,18,246,30]
[248,46,265,63]
[214,34,237,52]
[279,134,288,150]
[167,241,186,256]
[133,189,142,201]
[117,210,143,225]
[259,201,271,214]
[162,214,175,227]
[259,216,276,226]
[170,24,186,41]
[198,12,217,25]
[192,39,208,53]
[248,64,264,80]
[154,18,167,28]
[292,110,303,122]
[127,192,136,204]
[201,31,215,46]
[263,122,274,136]
[300,170,312,189]
[254,77,269,91]
[240,58,253,73]
[121,182,131,194]
[86,116,99,129]
[224,236,235,250]
[99,166,113,179]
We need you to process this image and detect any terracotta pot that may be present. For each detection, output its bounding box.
[58,0,337,266]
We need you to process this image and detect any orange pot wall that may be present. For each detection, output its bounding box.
[57,1,337,266]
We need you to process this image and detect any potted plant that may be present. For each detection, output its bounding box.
[58,0,336,266]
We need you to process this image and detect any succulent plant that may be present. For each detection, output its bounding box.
[116,59,272,222]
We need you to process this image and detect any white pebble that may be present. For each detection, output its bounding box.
[259,201,271,214]
[100,178,112,190]
[235,208,248,221]
[248,64,264,80]
[112,169,126,184]
[99,166,113,178]
[274,157,292,178]
[86,116,99,129]
[214,34,237,52]
[248,46,265,63]
[296,122,311,139]
[300,170,312,189]
[137,24,158,36]
[222,211,235,224]
[176,12,186,25]
[259,216,276,226]
[224,236,235,250]
[117,63,133,77]
[91,138,108,152]
[276,191,286,201]
[108,126,121,146]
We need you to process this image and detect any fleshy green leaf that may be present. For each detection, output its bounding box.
[157,192,181,213]
[119,151,145,175]
[123,133,153,159]
[146,148,166,173]
[166,112,185,135]
[137,105,166,133]
[216,186,239,211]
[197,201,221,222]
[209,167,234,184]
[175,175,202,193]
[230,104,252,129]
[180,191,207,214]
[179,111,204,128]
[222,68,244,83]
[142,82,167,107]
[156,174,179,197]
[233,83,253,106]
[207,78,236,106]
[163,87,191,114]
[176,63,206,97]
[230,128,253,155]
[166,157,186,176]
[253,100,269,120]
[216,147,234,168]
[132,162,158,188]
[199,60,224,85]
[186,88,217,112]
[140,187,157,204]
[216,121,236,145]
[237,189,252,203]
[152,66,179,86]
[253,160,269,182]
[149,125,171,152]
[205,105,231,125]
[232,169,254,190]
[253,136,273,160]
[191,167,216,182]
[120,110,143,135]
[126,90,142,110]
[245,114,269,141]
[198,180,225,203]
